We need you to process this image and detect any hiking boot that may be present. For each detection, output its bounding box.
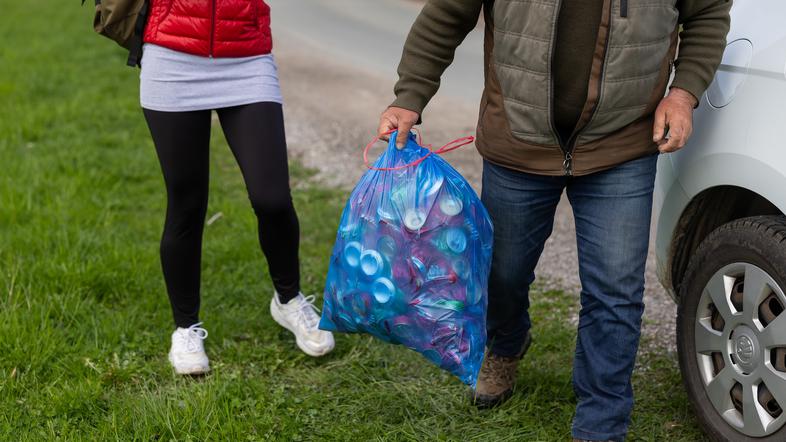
[471,331,532,408]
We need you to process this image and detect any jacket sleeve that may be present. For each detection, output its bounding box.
[671,0,732,101]
[390,0,484,115]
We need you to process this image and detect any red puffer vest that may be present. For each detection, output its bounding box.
[143,0,272,58]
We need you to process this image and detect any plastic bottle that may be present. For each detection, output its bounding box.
[372,277,395,303]
[360,249,384,277]
[390,183,409,213]
[427,263,448,281]
[351,291,372,317]
[377,197,398,222]
[418,169,445,198]
[452,257,471,281]
[465,282,483,305]
[438,193,463,217]
[404,208,427,231]
[391,315,420,345]
[410,254,427,277]
[377,235,397,258]
[344,241,362,268]
[443,227,467,254]
[392,260,413,285]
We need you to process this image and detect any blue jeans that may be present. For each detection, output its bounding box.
[480,153,658,442]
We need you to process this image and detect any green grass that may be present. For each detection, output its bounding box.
[0,2,706,441]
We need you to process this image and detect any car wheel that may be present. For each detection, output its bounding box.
[678,216,786,441]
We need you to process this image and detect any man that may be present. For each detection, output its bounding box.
[378,0,731,440]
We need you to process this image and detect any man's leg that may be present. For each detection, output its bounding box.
[474,160,564,405]
[567,153,658,441]
[483,161,565,355]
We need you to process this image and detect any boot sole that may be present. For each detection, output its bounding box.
[470,389,514,409]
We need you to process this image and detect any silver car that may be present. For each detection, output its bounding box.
[654,1,786,440]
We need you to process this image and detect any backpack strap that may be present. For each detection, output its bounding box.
[126,0,149,68]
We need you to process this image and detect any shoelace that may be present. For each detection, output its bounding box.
[293,295,321,330]
[181,322,208,353]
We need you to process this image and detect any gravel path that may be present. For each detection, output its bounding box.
[273,28,677,354]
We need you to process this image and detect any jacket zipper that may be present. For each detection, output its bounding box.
[620,0,628,17]
[550,0,614,176]
[548,0,569,174]
[209,0,216,57]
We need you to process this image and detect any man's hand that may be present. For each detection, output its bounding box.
[378,107,420,149]
[653,87,698,153]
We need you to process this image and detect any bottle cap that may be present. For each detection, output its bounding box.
[343,241,362,267]
[404,209,427,231]
[444,227,467,254]
[372,278,395,303]
[439,194,463,216]
[360,249,384,276]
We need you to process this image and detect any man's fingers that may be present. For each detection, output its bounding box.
[658,138,678,153]
[378,125,391,141]
[395,121,414,149]
[653,108,667,142]
[378,116,396,141]
[667,118,691,151]
[659,124,684,153]
[683,121,693,146]
[377,107,420,149]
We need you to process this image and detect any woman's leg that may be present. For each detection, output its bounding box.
[143,108,212,328]
[216,102,301,303]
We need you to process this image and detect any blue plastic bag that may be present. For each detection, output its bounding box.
[319,131,493,386]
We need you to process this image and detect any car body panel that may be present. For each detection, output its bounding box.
[654,0,786,296]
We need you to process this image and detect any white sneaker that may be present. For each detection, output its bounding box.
[168,322,210,375]
[270,293,335,357]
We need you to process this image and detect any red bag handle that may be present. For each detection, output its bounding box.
[363,130,475,171]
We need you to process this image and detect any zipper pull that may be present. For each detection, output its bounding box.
[563,152,574,177]
[621,0,628,17]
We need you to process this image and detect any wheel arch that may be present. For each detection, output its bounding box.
[668,186,783,301]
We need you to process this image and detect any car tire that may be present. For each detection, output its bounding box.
[678,215,786,442]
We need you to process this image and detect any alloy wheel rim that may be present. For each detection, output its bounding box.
[695,263,786,437]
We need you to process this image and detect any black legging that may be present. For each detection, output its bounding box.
[143,102,300,328]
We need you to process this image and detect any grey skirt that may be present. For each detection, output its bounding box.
[139,43,283,112]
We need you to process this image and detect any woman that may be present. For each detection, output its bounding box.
[139,0,334,375]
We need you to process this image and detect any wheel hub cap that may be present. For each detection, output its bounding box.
[694,263,786,437]
[732,326,760,373]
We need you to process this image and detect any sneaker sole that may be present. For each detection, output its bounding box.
[168,353,210,376]
[270,300,334,358]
